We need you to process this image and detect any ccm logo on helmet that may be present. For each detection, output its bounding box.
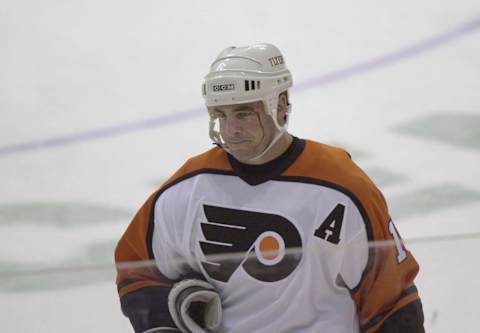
[199,204,302,283]
[268,55,284,67]
[212,83,235,92]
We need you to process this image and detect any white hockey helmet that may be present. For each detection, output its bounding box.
[202,43,292,117]
[202,43,293,151]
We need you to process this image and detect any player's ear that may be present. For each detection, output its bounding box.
[277,93,289,126]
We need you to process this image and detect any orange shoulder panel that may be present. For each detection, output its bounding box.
[160,146,231,189]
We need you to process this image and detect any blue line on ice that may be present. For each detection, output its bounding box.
[1,16,480,157]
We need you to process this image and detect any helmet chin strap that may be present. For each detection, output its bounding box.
[209,106,291,163]
[246,113,289,162]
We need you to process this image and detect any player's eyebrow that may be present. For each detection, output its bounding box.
[232,105,255,112]
[213,105,256,114]
[231,105,255,112]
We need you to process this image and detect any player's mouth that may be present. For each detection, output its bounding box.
[227,140,250,145]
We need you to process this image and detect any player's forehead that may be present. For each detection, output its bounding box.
[213,100,264,113]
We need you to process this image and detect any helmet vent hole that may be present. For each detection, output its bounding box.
[245,80,258,91]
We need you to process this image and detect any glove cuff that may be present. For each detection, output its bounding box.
[168,279,222,333]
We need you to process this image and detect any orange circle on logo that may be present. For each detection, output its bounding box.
[259,235,280,260]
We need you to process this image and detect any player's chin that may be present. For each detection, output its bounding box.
[228,146,256,161]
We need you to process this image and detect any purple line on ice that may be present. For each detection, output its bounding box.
[0,108,203,155]
[292,16,480,91]
[1,16,480,156]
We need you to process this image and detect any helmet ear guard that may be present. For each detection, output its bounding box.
[202,43,293,152]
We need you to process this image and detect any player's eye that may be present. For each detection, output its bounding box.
[214,111,226,119]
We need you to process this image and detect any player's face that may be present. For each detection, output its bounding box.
[212,101,278,162]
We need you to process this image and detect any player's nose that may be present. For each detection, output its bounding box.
[224,117,243,137]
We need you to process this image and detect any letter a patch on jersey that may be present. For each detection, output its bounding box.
[314,204,345,245]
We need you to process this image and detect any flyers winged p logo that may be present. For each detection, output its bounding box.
[199,205,302,283]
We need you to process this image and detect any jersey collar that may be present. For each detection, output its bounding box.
[227,136,305,186]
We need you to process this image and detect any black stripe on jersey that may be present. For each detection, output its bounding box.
[270,175,375,294]
[401,285,419,297]
[118,277,139,292]
[359,285,420,332]
[117,271,176,293]
[147,188,161,260]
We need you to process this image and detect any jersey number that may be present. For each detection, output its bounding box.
[314,204,345,245]
[389,220,407,263]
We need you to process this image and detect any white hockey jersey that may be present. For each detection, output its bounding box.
[116,137,421,333]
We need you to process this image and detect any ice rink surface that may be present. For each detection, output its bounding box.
[1,0,480,331]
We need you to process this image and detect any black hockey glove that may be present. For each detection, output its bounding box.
[168,279,222,333]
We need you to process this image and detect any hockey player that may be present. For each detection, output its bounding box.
[115,43,424,333]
